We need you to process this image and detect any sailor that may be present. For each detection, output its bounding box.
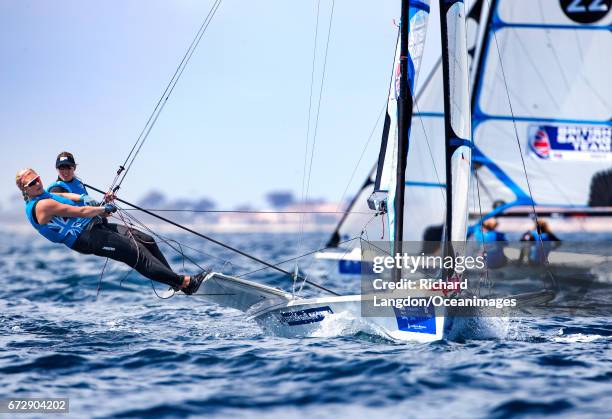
[519,219,561,265]
[16,168,205,294]
[46,151,96,205]
[473,218,508,269]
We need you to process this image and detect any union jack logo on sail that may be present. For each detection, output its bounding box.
[530,128,551,159]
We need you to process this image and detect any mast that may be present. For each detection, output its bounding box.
[438,0,472,254]
[393,0,413,253]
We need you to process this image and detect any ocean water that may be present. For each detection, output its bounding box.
[1,230,610,418]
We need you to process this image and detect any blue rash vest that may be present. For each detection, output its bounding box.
[528,231,552,264]
[47,177,88,206]
[474,230,507,269]
[25,192,93,248]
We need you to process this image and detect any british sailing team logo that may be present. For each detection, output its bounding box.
[530,128,551,158]
[528,125,612,161]
[560,0,611,24]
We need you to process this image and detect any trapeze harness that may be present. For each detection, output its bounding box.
[25,192,183,289]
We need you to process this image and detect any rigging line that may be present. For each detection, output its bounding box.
[115,206,240,300]
[412,98,446,204]
[236,236,359,278]
[297,0,336,259]
[85,183,339,296]
[300,0,322,209]
[335,100,387,212]
[121,210,245,270]
[536,0,570,91]
[473,165,492,296]
[118,208,208,271]
[303,0,335,208]
[120,208,373,214]
[484,0,556,291]
[473,168,495,204]
[298,0,323,249]
[110,0,223,192]
[511,29,560,112]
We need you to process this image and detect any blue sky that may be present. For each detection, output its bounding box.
[1,0,441,208]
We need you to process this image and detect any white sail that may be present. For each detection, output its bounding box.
[440,0,472,243]
[326,0,488,249]
[371,1,432,241]
[470,0,612,217]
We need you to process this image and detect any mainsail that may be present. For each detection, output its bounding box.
[326,0,486,250]
[440,0,472,244]
[469,0,612,220]
[368,0,432,244]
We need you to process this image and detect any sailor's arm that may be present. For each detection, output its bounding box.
[35,200,108,224]
[50,192,83,203]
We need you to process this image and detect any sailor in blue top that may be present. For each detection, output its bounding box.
[17,168,206,295]
[473,218,508,269]
[46,151,93,206]
[519,220,561,265]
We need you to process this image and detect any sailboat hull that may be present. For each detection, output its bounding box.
[193,273,447,343]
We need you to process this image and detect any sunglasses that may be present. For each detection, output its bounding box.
[24,176,41,188]
[57,165,75,170]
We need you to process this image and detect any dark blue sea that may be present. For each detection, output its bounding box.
[1,230,611,418]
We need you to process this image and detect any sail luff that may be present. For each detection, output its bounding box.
[368,0,431,245]
[439,0,472,245]
[393,0,413,249]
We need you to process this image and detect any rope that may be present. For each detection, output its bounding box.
[297,0,336,257]
[484,0,556,291]
[108,0,223,194]
[120,208,372,214]
[86,183,339,296]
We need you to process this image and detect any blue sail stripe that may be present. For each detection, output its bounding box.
[409,1,431,13]
[405,181,446,188]
[473,113,612,127]
[472,147,531,202]
[494,22,612,31]
[450,138,473,148]
[414,112,444,118]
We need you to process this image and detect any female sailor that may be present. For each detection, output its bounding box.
[16,168,205,294]
[47,151,93,205]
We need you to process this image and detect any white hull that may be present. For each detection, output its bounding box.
[192,272,446,343]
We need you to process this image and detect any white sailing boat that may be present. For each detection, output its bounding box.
[189,0,474,343]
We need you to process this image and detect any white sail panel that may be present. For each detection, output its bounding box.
[375,4,432,194]
[374,2,431,241]
[446,1,471,141]
[440,0,472,243]
[478,29,610,120]
[472,0,612,210]
[497,0,612,25]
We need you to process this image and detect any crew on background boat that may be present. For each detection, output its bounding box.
[519,219,561,265]
[473,218,508,269]
[16,168,205,294]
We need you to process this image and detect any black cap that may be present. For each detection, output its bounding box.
[56,155,76,168]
